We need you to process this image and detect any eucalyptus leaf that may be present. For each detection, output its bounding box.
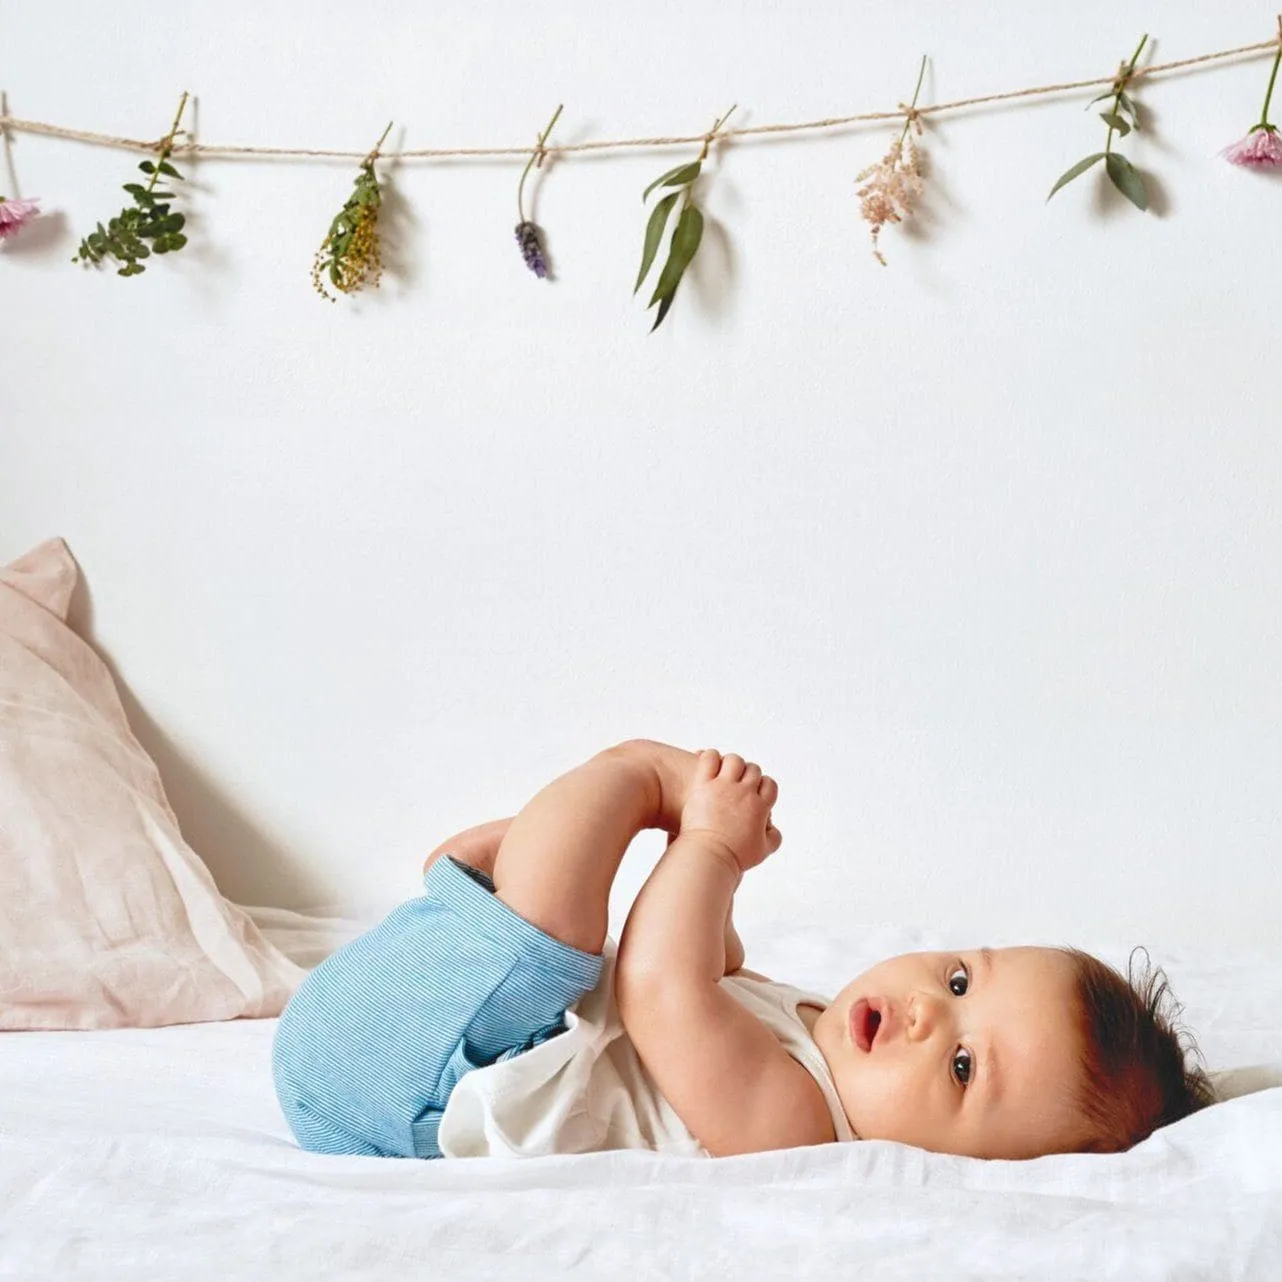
[634,191,680,294]
[642,160,701,202]
[1105,152,1148,210]
[648,203,704,310]
[659,161,701,190]
[158,161,184,179]
[1099,112,1131,136]
[170,232,188,250]
[1046,152,1107,201]
[139,161,156,174]
[650,286,678,333]
[1118,92,1140,128]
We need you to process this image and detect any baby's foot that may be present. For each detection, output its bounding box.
[677,749,781,872]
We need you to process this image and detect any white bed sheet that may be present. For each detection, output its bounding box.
[3,909,1282,1281]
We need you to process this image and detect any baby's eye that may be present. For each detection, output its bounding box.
[947,963,970,997]
[952,1047,973,1087]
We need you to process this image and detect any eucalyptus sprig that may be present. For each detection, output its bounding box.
[311,122,393,302]
[72,92,190,277]
[634,105,735,332]
[1048,34,1151,210]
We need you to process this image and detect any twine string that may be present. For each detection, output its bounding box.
[1,35,1278,163]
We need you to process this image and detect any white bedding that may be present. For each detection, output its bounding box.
[4,910,1281,1281]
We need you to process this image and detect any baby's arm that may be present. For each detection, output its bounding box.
[615,752,834,1157]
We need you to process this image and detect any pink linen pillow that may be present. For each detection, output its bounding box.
[0,538,305,1030]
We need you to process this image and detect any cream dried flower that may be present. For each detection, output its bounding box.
[854,117,925,266]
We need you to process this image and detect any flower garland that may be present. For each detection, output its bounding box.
[1,24,1279,330]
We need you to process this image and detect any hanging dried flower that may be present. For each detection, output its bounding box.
[72,92,190,277]
[514,221,548,277]
[854,56,928,266]
[311,122,392,302]
[1048,35,1151,210]
[1222,23,1282,168]
[0,195,41,241]
[515,105,561,279]
[1223,127,1282,166]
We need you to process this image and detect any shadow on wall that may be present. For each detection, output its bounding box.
[68,570,332,913]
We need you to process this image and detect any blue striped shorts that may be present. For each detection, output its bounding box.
[271,855,604,1159]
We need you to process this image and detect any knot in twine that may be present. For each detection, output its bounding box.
[1111,56,1144,97]
[151,128,194,156]
[898,102,926,134]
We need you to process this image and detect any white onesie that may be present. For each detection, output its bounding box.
[437,941,856,1158]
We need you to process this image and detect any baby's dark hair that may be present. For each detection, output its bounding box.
[1056,946,1216,1154]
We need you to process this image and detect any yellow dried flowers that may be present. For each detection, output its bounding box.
[312,122,392,302]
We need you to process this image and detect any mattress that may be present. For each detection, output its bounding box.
[3,908,1281,1281]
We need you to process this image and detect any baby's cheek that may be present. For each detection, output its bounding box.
[846,1059,932,1140]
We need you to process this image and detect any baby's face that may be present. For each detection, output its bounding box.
[811,947,1086,1160]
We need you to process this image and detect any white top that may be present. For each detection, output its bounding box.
[438,942,856,1158]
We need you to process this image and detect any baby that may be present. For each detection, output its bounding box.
[272,739,1214,1161]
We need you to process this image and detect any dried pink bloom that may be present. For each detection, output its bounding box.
[1221,126,1282,167]
[0,196,41,240]
[854,126,925,266]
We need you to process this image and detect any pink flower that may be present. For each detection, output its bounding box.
[1221,126,1282,167]
[0,196,41,239]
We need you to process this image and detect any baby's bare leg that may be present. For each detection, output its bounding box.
[422,817,515,879]
[491,740,671,955]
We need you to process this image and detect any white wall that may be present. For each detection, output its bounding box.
[4,1,1279,954]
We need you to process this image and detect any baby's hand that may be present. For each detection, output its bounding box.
[678,749,781,873]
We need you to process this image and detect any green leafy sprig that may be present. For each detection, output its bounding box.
[311,122,393,302]
[1048,34,1150,211]
[634,105,735,332]
[72,92,190,277]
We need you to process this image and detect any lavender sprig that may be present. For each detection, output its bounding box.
[515,221,547,277]
[515,104,562,280]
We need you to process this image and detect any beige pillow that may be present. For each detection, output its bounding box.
[0,538,305,1029]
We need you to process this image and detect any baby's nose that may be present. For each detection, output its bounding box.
[905,991,944,1042]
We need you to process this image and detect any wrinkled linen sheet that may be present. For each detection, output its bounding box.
[3,908,1281,1281]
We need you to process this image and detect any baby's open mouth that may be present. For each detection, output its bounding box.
[851,998,882,1053]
